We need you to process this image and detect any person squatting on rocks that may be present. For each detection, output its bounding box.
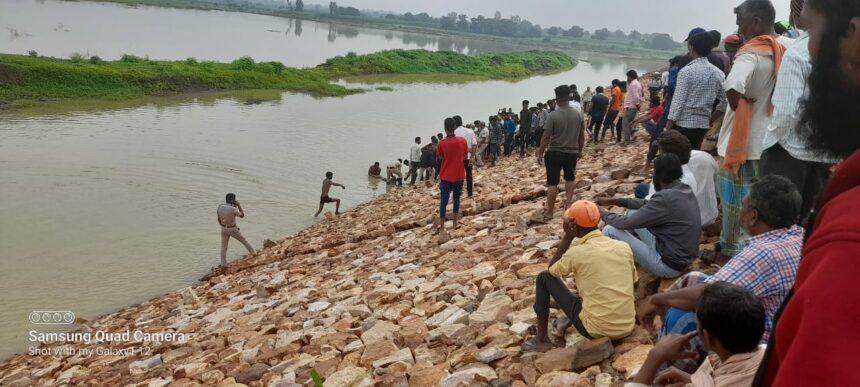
[522,200,637,352]
[314,171,345,217]
[536,84,586,222]
[217,193,255,267]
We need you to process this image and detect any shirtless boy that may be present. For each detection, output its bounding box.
[315,171,345,217]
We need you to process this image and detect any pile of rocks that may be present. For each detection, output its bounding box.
[0,139,715,386]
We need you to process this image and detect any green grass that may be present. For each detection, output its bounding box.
[0,50,574,107]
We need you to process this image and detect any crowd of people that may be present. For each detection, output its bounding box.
[219,0,860,384]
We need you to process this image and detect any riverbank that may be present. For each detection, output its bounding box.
[0,50,574,108]
[84,0,678,60]
[0,136,719,386]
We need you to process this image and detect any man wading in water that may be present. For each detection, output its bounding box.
[217,193,255,268]
[314,171,345,217]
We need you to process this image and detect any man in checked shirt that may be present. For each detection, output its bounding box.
[666,30,728,151]
[637,176,803,372]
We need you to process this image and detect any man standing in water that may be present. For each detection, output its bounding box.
[314,171,345,217]
[218,193,255,267]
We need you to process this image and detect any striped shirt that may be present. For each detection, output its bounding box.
[762,33,839,163]
[705,225,803,341]
[668,57,728,129]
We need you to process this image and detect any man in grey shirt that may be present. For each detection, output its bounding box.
[537,84,585,221]
[596,154,701,278]
[217,193,255,267]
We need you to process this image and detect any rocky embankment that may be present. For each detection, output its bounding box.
[0,138,718,387]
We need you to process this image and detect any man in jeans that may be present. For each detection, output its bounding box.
[597,154,701,278]
[217,193,255,268]
[437,117,468,243]
[522,200,637,352]
[621,70,644,144]
[537,85,585,222]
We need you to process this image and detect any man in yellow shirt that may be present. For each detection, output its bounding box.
[522,200,638,352]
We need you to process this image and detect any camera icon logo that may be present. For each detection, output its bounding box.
[29,311,75,325]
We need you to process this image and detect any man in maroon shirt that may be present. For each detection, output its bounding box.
[437,117,468,243]
[754,0,860,385]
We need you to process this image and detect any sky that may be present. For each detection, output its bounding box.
[327,0,793,42]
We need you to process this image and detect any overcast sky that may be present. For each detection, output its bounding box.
[331,0,792,42]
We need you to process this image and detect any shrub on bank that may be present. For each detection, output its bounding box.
[0,49,574,104]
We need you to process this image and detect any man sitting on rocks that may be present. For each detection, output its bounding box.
[627,282,766,387]
[522,200,637,352]
[598,154,701,278]
[637,175,802,348]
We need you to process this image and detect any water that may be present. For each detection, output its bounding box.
[0,0,663,360]
[0,0,528,67]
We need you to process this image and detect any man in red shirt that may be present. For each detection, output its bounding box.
[754,0,860,385]
[630,96,665,169]
[437,117,468,242]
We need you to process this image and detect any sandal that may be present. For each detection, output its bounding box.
[521,337,555,353]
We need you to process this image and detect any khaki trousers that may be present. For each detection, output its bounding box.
[221,226,254,265]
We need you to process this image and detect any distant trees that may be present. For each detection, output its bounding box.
[328,2,359,17]
[494,11,502,20]
[547,26,562,36]
[629,29,641,40]
[592,28,611,40]
[646,33,681,50]
[613,29,626,39]
[564,25,585,38]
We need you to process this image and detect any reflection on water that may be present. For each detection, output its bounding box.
[0,0,534,67]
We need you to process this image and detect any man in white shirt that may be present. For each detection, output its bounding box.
[582,87,594,117]
[622,70,644,144]
[217,193,255,267]
[760,24,838,221]
[475,121,490,167]
[453,115,477,197]
[408,137,422,185]
[716,0,793,258]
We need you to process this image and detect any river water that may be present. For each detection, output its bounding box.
[0,0,663,359]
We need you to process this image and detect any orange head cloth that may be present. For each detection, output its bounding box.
[564,200,601,228]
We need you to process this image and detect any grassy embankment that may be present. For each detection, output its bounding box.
[0,50,574,108]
